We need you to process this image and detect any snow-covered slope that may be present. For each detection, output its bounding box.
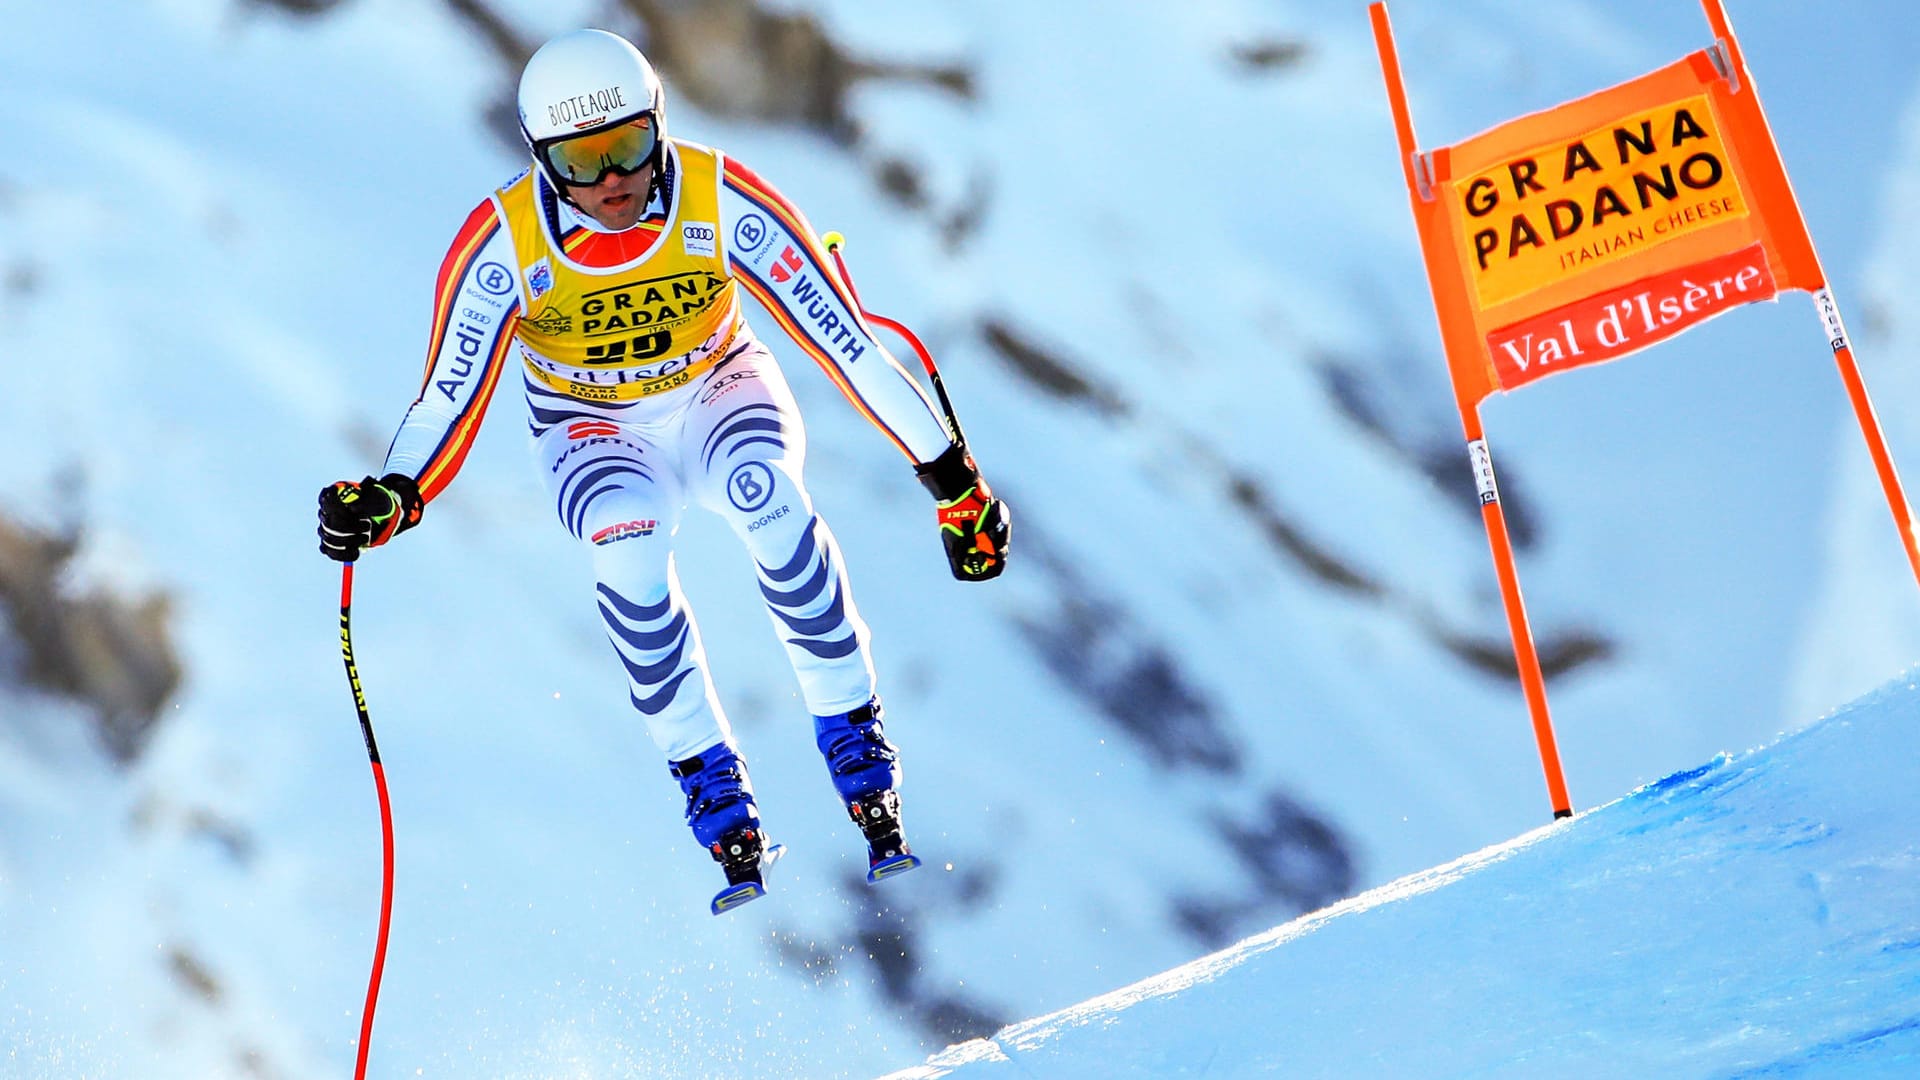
[2,2,1919,1077]
[890,669,1920,1079]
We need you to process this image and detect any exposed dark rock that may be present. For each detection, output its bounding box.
[945,859,999,909]
[1317,358,1392,440]
[980,318,1130,419]
[1172,789,1355,949]
[1012,525,1242,775]
[1416,440,1540,548]
[443,0,529,69]
[131,796,259,866]
[1231,39,1310,72]
[841,882,1009,1046]
[433,0,536,153]
[236,1045,274,1078]
[1314,353,1540,548]
[769,928,840,986]
[478,97,527,160]
[1431,621,1615,682]
[917,997,1009,1048]
[939,170,992,254]
[241,0,345,15]
[442,0,978,195]
[981,328,1606,689]
[873,157,930,211]
[619,0,972,143]
[168,945,223,1005]
[1861,297,1890,346]
[0,513,181,763]
[189,808,257,867]
[1225,471,1387,597]
[5,262,39,298]
[859,922,916,1002]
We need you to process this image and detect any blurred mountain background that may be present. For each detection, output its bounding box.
[4,1,1919,1076]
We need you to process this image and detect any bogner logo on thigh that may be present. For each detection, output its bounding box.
[727,461,775,512]
[746,505,791,533]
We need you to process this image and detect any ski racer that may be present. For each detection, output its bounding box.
[316,27,1011,913]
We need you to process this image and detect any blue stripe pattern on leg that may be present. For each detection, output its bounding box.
[702,403,786,468]
[755,516,858,659]
[560,461,654,539]
[596,583,696,716]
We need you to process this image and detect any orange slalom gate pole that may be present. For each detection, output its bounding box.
[1464,419,1575,819]
[1697,0,1920,590]
[1817,291,1920,588]
[1371,1,1573,819]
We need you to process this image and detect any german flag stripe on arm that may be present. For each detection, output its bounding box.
[733,270,914,459]
[722,157,865,318]
[417,201,503,401]
[723,159,926,462]
[414,300,518,502]
[399,199,519,502]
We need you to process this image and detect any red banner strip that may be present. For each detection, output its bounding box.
[1485,242,1776,392]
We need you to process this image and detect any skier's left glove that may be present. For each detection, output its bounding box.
[317,473,423,562]
[914,442,1011,581]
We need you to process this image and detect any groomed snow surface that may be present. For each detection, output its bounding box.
[894,672,1920,1078]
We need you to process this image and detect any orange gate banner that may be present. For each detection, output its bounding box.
[1371,0,1920,822]
[1415,50,1822,405]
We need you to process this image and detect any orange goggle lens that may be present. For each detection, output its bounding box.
[542,115,657,186]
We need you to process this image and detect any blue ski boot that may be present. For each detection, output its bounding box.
[814,697,921,882]
[670,743,785,914]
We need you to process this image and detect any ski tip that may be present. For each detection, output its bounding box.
[866,852,922,884]
[710,842,787,915]
[711,881,767,915]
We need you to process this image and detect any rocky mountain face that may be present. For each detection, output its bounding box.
[0,509,179,764]
[2,1,1646,1068]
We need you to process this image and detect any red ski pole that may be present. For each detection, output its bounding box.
[337,563,395,1080]
[822,232,969,448]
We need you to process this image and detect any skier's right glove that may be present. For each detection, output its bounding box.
[317,473,423,562]
[914,442,1011,581]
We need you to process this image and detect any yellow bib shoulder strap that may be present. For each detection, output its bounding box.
[495,144,741,401]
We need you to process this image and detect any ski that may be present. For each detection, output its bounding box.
[867,851,922,883]
[849,789,921,884]
[709,837,785,916]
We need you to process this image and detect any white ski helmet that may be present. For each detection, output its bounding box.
[517,29,667,192]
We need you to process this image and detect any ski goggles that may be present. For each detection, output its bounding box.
[539,113,658,187]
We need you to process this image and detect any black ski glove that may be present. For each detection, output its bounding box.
[914,442,1011,581]
[317,473,423,562]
